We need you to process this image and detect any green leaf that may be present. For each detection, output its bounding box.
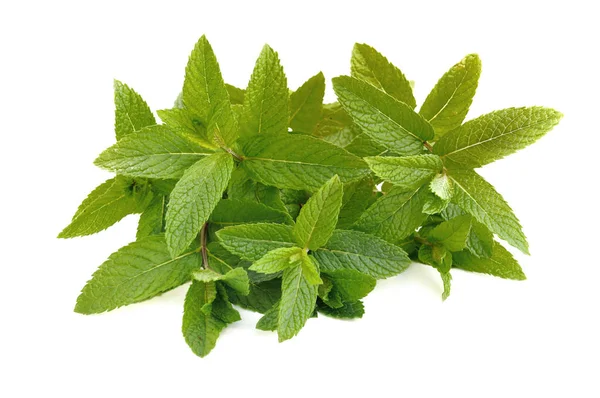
[343,132,388,157]
[313,102,356,140]
[332,75,434,155]
[182,36,236,146]
[226,84,245,105]
[256,301,279,331]
[278,264,318,342]
[209,199,291,226]
[157,108,214,149]
[447,168,528,254]
[94,125,214,179]
[182,281,229,358]
[113,80,156,140]
[299,253,323,285]
[241,45,289,138]
[430,173,453,200]
[59,176,153,238]
[227,168,289,213]
[136,194,167,239]
[74,235,201,314]
[290,72,325,133]
[217,223,296,261]
[453,243,526,280]
[441,203,494,258]
[241,133,369,192]
[227,279,281,314]
[249,246,304,274]
[294,175,343,250]
[324,269,376,302]
[419,54,481,138]
[365,155,443,190]
[166,152,234,257]
[211,283,242,323]
[337,177,377,229]
[440,271,452,300]
[318,300,364,319]
[192,267,250,295]
[351,43,416,108]
[418,244,452,273]
[353,185,431,244]
[434,107,563,167]
[312,229,410,279]
[422,194,450,215]
[428,214,472,252]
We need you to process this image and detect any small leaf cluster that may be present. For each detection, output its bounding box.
[59,36,562,357]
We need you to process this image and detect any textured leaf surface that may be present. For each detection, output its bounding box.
[166,152,233,257]
[75,235,201,314]
[365,155,442,190]
[227,168,288,214]
[337,177,376,229]
[59,176,152,238]
[227,279,281,314]
[278,264,318,342]
[448,168,528,254]
[192,268,249,295]
[290,72,325,133]
[453,243,526,280]
[209,199,291,226]
[318,300,364,319]
[294,175,343,250]
[419,54,481,138]
[241,133,369,191]
[441,203,494,258]
[324,269,376,302]
[256,301,280,331]
[353,185,430,244]
[428,214,472,252]
[182,281,228,357]
[249,247,304,274]
[114,80,156,140]
[430,173,453,200]
[313,229,410,279]
[241,45,288,138]
[434,107,563,167]
[94,125,214,179]
[136,194,167,239]
[332,76,433,155]
[351,43,416,108]
[217,223,296,261]
[157,108,213,148]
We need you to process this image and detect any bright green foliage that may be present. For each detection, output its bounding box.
[293,175,343,250]
[59,176,153,238]
[64,37,561,357]
[166,152,233,257]
[365,155,442,190]
[290,72,326,133]
[241,133,369,191]
[113,80,156,140]
[434,107,563,167]
[74,235,201,314]
[94,125,214,179]
[332,75,434,155]
[241,45,289,138]
[419,54,481,138]
[351,43,416,108]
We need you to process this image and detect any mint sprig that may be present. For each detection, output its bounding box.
[59,36,562,357]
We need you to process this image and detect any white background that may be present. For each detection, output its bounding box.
[1,1,598,397]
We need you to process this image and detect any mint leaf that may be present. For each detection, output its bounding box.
[278,264,318,342]
[313,229,410,279]
[318,300,364,319]
[441,203,494,258]
[226,84,245,105]
[256,301,280,331]
[294,175,343,250]
[227,168,288,214]
[419,54,481,138]
[183,281,229,358]
[351,43,416,108]
[299,252,323,285]
[434,107,563,167]
[428,214,472,252]
[192,268,250,295]
[430,173,453,200]
[324,269,376,302]
[241,133,369,191]
[337,177,377,229]
[365,155,443,190]
[209,199,292,226]
[94,125,214,179]
[75,235,201,314]
[332,75,434,155]
[343,132,389,157]
[217,223,296,261]
[59,176,152,238]
[290,72,325,133]
[249,246,305,274]
[114,80,156,140]
[228,279,281,314]
[447,168,528,254]
[136,195,167,239]
[353,185,430,244]
[157,108,214,149]
[166,152,234,257]
[454,243,525,280]
[313,102,356,140]
[182,35,236,147]
[241,45,288,138]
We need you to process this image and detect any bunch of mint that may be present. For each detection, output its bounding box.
[59,36,562,357]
